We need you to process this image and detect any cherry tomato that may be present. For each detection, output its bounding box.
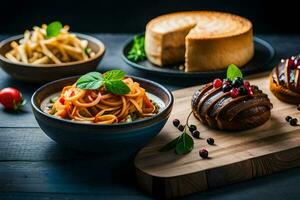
[0,87,26,110]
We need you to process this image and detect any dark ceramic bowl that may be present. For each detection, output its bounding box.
[0,33,105,83]
[31,76,173,154]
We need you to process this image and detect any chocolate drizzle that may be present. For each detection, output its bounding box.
[192,84,272,131]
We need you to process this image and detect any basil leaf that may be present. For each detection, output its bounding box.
[46,21,63,38]
[175,132,194,155]
[227,64,243,81]
[105,80,131,95]
[76,72,104,90]
[103,70,126,81]
[159,136,180,152]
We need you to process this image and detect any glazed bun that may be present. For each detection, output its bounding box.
[192,79,272,131]
[270,55,300,104]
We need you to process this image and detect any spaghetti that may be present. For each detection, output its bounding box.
[47,77,158,124]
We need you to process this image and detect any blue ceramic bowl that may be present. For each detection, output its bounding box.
[31,76,173,154]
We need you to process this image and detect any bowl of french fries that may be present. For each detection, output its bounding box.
[0,22,105,83]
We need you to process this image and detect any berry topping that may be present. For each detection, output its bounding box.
[173,119,180,127]
[244,81,250,88]
[232,77,244,88]
[213,78,223,88]
[247,87,254,96]
[178,124,184,132]
[192,130,200,139]
[207,138,215,145]
[288,58,295,68]
[285,116,292,122]
[290,118,298,126]
[189,125,197,133]
[222,82,232,92]
[223,78,232,84]
[199,149,209,159]
[238,86,248,95]
[230,88,239,98]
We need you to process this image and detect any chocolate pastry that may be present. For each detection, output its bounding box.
[192,78,272,131]
[270,55,300,104]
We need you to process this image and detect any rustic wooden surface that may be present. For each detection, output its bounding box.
[135,74,300,198]
[0,34,300,200]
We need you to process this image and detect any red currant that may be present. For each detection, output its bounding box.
[247,87,254,96]
[244,81,250,88]
[288,58,295,68]
[230,88,239,98]
[213,78,223,88]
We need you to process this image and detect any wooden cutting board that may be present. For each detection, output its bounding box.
[134,73,300,199]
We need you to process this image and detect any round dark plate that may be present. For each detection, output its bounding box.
[122,34,275,78]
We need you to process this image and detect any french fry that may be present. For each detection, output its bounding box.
[61,44,82,54]
[17,44,28,63]
[24,42,33,58]
[5,53,19,63]
[40,42,61,64]
[24,30,30,42]
[90,52,95,57]
[63,25,70,32]
[29,52,39,63]
[65,49,83,61]
[57,44,69,62]
[42,38,57,45]
[80,40,88,49]
[31,29,39,43]
[11,41,18,49]
[82,51,89,61]
[32,56,49,64]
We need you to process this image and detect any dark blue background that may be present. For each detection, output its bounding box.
[1,0,298,34]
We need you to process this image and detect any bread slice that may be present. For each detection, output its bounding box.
[145,11,254,72]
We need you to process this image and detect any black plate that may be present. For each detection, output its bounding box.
[122,34,275,78]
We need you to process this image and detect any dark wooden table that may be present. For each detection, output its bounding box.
[0,34,300,200]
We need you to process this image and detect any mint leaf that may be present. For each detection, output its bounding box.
[46,21,63,38]
[105,80,130,95]
[103,70,126,81]
[159,136,180,152]
[227,64,243,81]
[76,72,104,90]
[175,132,194,155]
